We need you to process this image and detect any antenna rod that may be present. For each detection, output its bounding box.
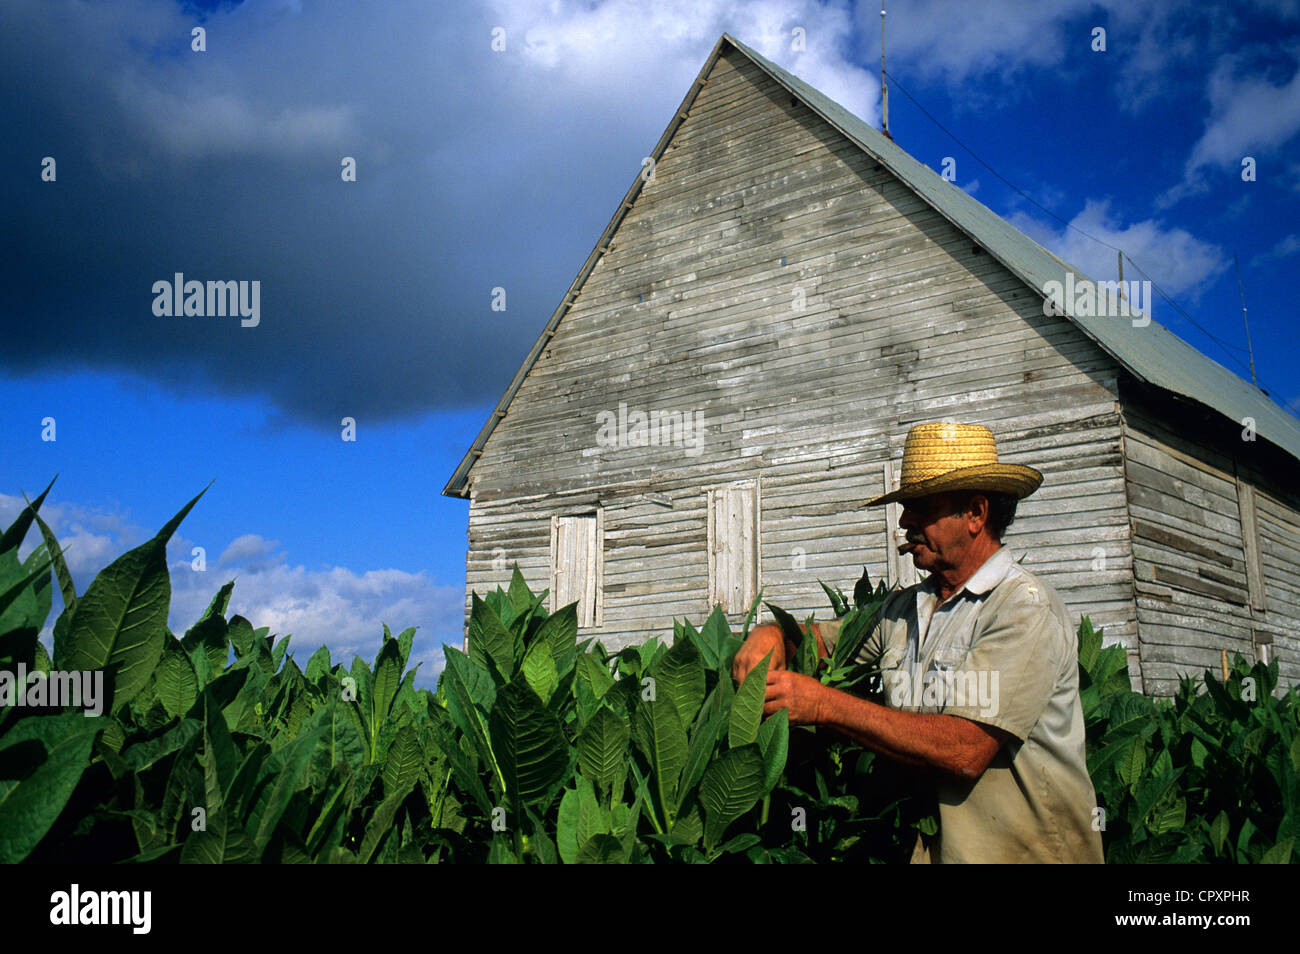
[881,2,890,138]
[1234,253,1258,388]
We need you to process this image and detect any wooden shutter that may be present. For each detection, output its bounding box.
[551,513,602,627]
[1236,478,1266,614]
[707,481,759,614]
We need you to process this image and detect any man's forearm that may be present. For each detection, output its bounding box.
[814,683,993,784]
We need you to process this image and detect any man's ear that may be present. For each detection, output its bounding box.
[966,493,990,537]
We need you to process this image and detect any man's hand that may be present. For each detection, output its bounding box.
[763,670,826,725]
[732,623,787,685]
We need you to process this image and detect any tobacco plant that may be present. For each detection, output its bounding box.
[1,478,1295,863]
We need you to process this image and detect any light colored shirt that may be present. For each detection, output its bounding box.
[818,546,1105,863]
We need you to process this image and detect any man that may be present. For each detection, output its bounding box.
[733,421,1104,863]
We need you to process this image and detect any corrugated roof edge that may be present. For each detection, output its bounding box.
[722,35,1300,464]
[444,33,1300,498]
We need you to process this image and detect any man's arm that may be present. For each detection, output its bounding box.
[735,623,1007,784]
[764,672,1010,784]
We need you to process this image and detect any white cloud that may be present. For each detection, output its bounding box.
[218,533,282,568]
[1188,55,1300,173]
[490,0,881,122]
[0,492,458,687]
[112,76,358,161]
[865,0,1096,83]
[1249,232,1300,267]
[1008,198,1227,301]
[169,560,461,688]
[1158,51,1300,206]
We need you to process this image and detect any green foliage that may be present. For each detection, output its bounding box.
[2,482,1295,863]
[1079,618,1300,863]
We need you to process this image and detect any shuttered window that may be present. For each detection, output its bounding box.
[550,513,602,627]
[707,481,760,614]
[1235,478,1266,613]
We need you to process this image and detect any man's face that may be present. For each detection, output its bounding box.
[897,492,973,572]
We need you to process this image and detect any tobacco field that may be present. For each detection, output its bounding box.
[1,482,1296,863]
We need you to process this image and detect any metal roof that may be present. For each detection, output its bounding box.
[444,34,1300,498]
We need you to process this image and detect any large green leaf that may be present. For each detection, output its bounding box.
[697,606,731,669]
[558,776,615,863]
[533,602,579,676]
[507,566,533,617]
[756,710,789,796]
[0,711,102,862]
[155,641,199,720]
[228,616,257,658]
[489,677,572,810]
[0,545,53,635]
[371,636,404,738]
[680,701,729,800]
[304,645,332,684]
[1261,836,1294,864]
[852,566,873,610]
[123,717,202,772]
[574,651,615,724]
[440,648,501,788]
[180,610,229,678]
[32,507,75,614]
[1209,810,1231,856]
[700,744,766,850]
[633,697,689,827]
[469,592,516,681]
[729,650,771,749]
[576,833,627,863]
[578,705,629,791]
[247,727,325,857]
[381,723,423,797]
[521,637,558,705]
[0,478,55,555]
[200,689,238,816]
[180,807,256,864]
[556,786,582,863]
[653,640,706,732]
[57,488,206,710]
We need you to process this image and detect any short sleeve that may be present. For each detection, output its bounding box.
[816,617,843,655]
[940,583,1062,742]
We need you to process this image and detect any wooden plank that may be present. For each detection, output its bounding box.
[1132,519,1236,568]
[1150,566,1246,605]
[1235,478,1266,613]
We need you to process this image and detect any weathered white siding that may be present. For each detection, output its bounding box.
[1121,393,1300,695]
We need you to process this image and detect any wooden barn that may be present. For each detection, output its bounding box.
[443,34,1300,696]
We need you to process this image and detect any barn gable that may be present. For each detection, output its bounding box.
[445,33,1300,499]
[444,34,1300,694]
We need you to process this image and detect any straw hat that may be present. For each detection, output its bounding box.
[862,422,1042,507]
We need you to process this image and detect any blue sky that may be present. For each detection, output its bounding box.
[4,0,1299,687]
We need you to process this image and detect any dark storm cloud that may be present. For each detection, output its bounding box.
[2,0,668,426]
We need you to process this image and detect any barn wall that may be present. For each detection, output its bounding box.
[463,48,1137,660]
[1121,390,1300,695]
